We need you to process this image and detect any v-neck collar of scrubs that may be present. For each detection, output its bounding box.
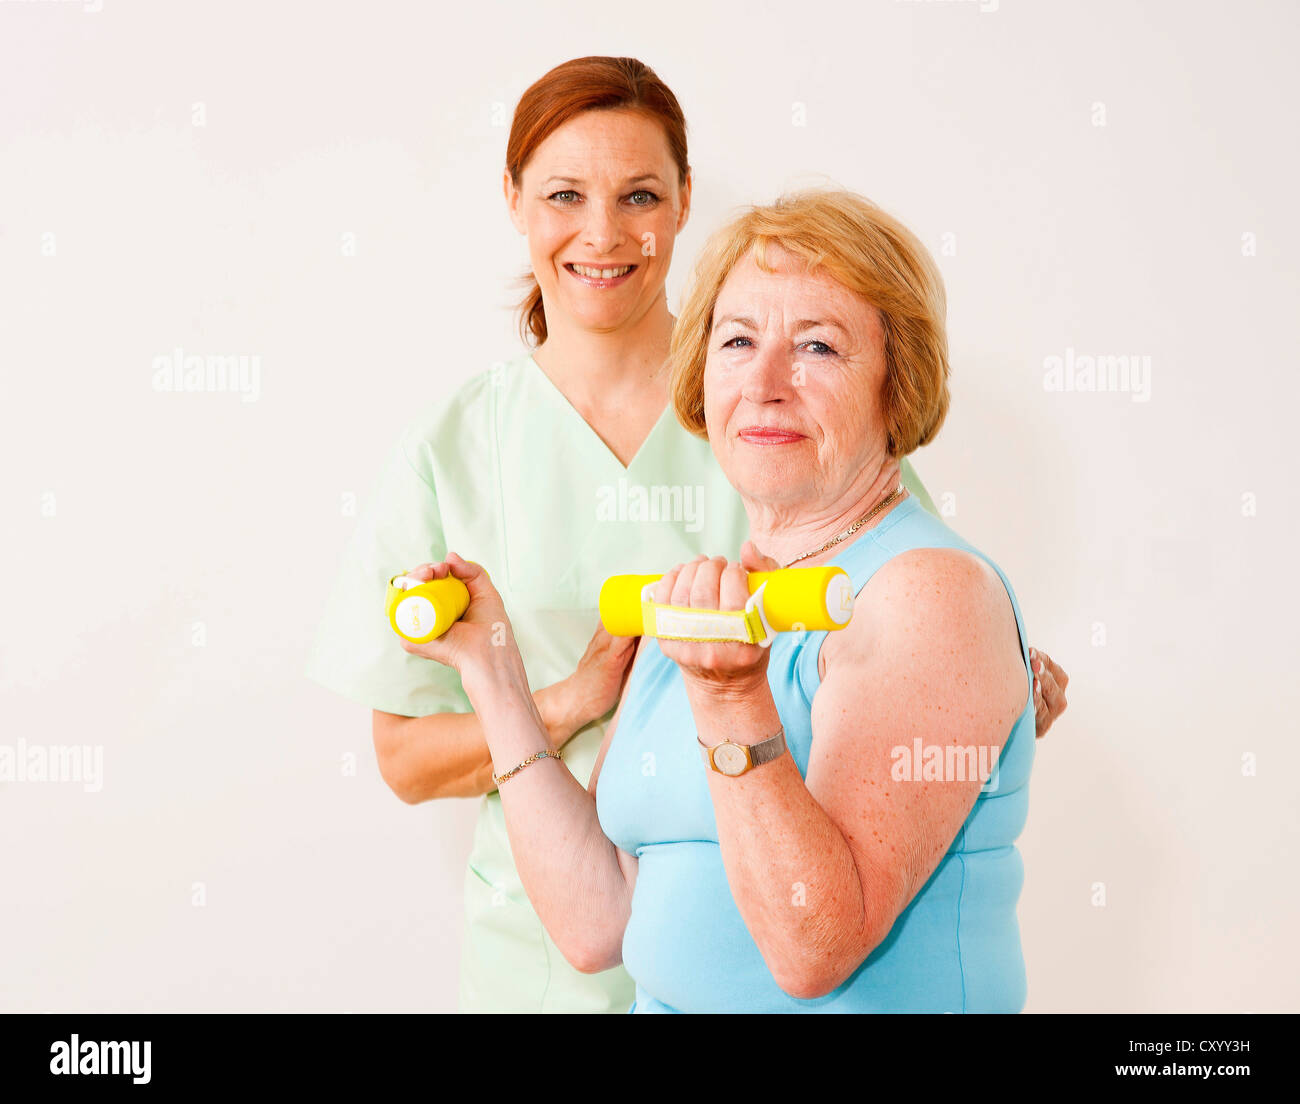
[522,353,675,473]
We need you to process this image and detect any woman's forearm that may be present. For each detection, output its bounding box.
[471,674,633,973]
[688,683,880,999]
[372,681,587,802]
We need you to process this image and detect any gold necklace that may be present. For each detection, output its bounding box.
[781,483,907,568]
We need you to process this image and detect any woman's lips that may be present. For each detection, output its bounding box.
[738,427,806,445]
[564,262,638,288]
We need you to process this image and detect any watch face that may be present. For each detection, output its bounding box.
[713,743,749,776]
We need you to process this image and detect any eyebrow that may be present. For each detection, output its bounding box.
[542,174,668,188]
[713,314,849,335]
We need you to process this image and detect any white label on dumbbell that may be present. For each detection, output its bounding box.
[827,577,854,625]
[653,608,749,641]
[396,595,437,638]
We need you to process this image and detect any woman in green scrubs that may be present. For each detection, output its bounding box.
[306,56,1067,1013]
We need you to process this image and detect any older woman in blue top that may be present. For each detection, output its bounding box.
[400,188,1036,1012]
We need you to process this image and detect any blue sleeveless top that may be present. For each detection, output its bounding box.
[595,495,1036,1013]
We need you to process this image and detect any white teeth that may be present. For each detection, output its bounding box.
[571,264,632,279]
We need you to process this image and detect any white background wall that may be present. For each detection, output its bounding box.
[2,0,1295,1012]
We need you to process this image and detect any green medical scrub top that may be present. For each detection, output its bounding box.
[305,351,935,1013]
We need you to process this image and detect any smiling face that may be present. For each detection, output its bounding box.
[704,245,892,509]
[505,108,690,337]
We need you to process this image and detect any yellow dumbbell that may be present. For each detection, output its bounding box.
[386,572,470,644]
[599,565,854,639]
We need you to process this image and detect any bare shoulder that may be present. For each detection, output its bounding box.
[820,546,1021,674]
[813,546,1027,761]
[869,546,1013,621]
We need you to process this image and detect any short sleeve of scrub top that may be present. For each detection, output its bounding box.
[305,429,469,719]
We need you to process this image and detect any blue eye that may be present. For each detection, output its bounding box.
[801,340,836,355]
[721,336,753,349]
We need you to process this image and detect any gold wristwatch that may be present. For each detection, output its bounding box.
[699,726,787,777]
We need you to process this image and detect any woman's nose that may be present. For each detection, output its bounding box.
[740,344,798,403]
[582,201,625,253]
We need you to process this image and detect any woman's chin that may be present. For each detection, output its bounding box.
[730,466,811,506]
[561,293,645,334]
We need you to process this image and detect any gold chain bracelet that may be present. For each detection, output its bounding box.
[492,748,563,787]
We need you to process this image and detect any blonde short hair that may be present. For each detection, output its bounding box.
[670,189,950,457]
